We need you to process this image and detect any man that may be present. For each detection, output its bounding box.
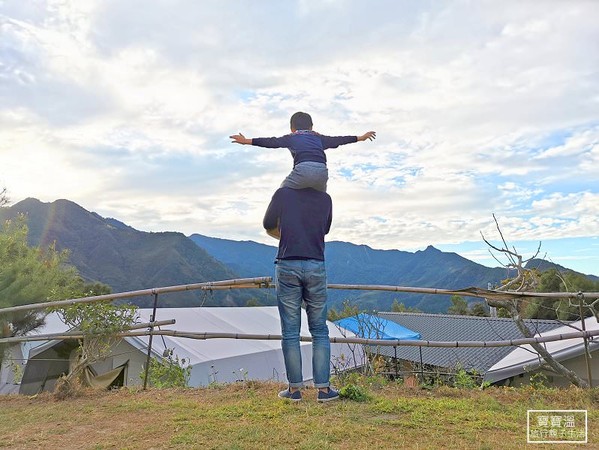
[263,186,339,402]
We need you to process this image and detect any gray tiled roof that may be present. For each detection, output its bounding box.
[374,312,563,373]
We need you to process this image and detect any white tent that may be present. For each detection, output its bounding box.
[0,313,67,394]
[134,307,361,386]
[17,306,361,394]
[484,316,599,386]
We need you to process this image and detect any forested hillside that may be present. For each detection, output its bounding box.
[0,199,257,307]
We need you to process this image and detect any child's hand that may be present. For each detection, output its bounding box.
[230,133,252,145]
[358,131,376,142]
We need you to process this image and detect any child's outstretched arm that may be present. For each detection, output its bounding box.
[357,131,376,142]
[230,133,252,145]
[320,131,376,149]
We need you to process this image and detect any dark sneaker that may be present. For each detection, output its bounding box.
[317,387,340,403]
[278,388,302,402]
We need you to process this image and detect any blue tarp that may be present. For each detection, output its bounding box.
[335,314,421,341]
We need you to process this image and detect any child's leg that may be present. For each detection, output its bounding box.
[280,162,328,192]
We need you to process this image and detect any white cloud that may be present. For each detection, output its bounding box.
[0,0,598,274]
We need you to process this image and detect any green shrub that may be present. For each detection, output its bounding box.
[453,368,479,389]
[339,383,371,402]
[141,350,191,388]
[530,372,549,390]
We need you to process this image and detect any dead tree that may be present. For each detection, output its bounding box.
[481,214,589,388]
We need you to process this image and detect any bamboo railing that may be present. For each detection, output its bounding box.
[0,277,272,315]
[2,326,598,349]
[2,277,599,317]
[1,276,598,350]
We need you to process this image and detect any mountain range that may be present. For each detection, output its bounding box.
[189,233,512,312]
[0,198,255,308]
[1,198,592,313]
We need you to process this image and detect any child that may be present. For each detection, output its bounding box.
[230,111,376,192]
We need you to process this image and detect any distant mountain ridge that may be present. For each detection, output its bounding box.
[525,258,599,282]
[0,198,254,307]
[190,234,514,312]
[2,198,594,313]
[189,234,277,279]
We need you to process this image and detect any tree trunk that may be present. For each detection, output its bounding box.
[488,298,589,388]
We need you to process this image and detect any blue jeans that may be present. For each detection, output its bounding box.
[276,259,330,388]
[280,161,328,192]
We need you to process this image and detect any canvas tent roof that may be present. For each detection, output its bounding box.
[335,314,421,340]
[484,316,599,383]
[15,313,69,356]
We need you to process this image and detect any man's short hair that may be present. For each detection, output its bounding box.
[290,112,313,130]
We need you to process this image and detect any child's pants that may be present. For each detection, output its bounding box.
[280,161,328,192]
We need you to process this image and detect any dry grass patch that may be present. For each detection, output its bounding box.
[0,382,597,449]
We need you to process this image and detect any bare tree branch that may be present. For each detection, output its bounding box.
[482,215,590,388]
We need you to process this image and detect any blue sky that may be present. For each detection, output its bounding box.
[0,1,598,276]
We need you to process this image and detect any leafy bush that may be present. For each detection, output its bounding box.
[530,372,549,390]
[141,350,191,388]
[453,368,479,389]
[339,383,371,402]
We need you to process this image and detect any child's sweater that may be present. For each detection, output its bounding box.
[252,130,357,167]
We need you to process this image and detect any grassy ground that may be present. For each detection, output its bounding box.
[0,381,597,450]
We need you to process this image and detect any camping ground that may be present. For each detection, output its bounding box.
[0,381,597,449]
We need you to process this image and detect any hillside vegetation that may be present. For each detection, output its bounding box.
[0,199,257,308]
[0,382,597,449]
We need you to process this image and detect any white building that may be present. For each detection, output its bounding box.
[484,316,599,387]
